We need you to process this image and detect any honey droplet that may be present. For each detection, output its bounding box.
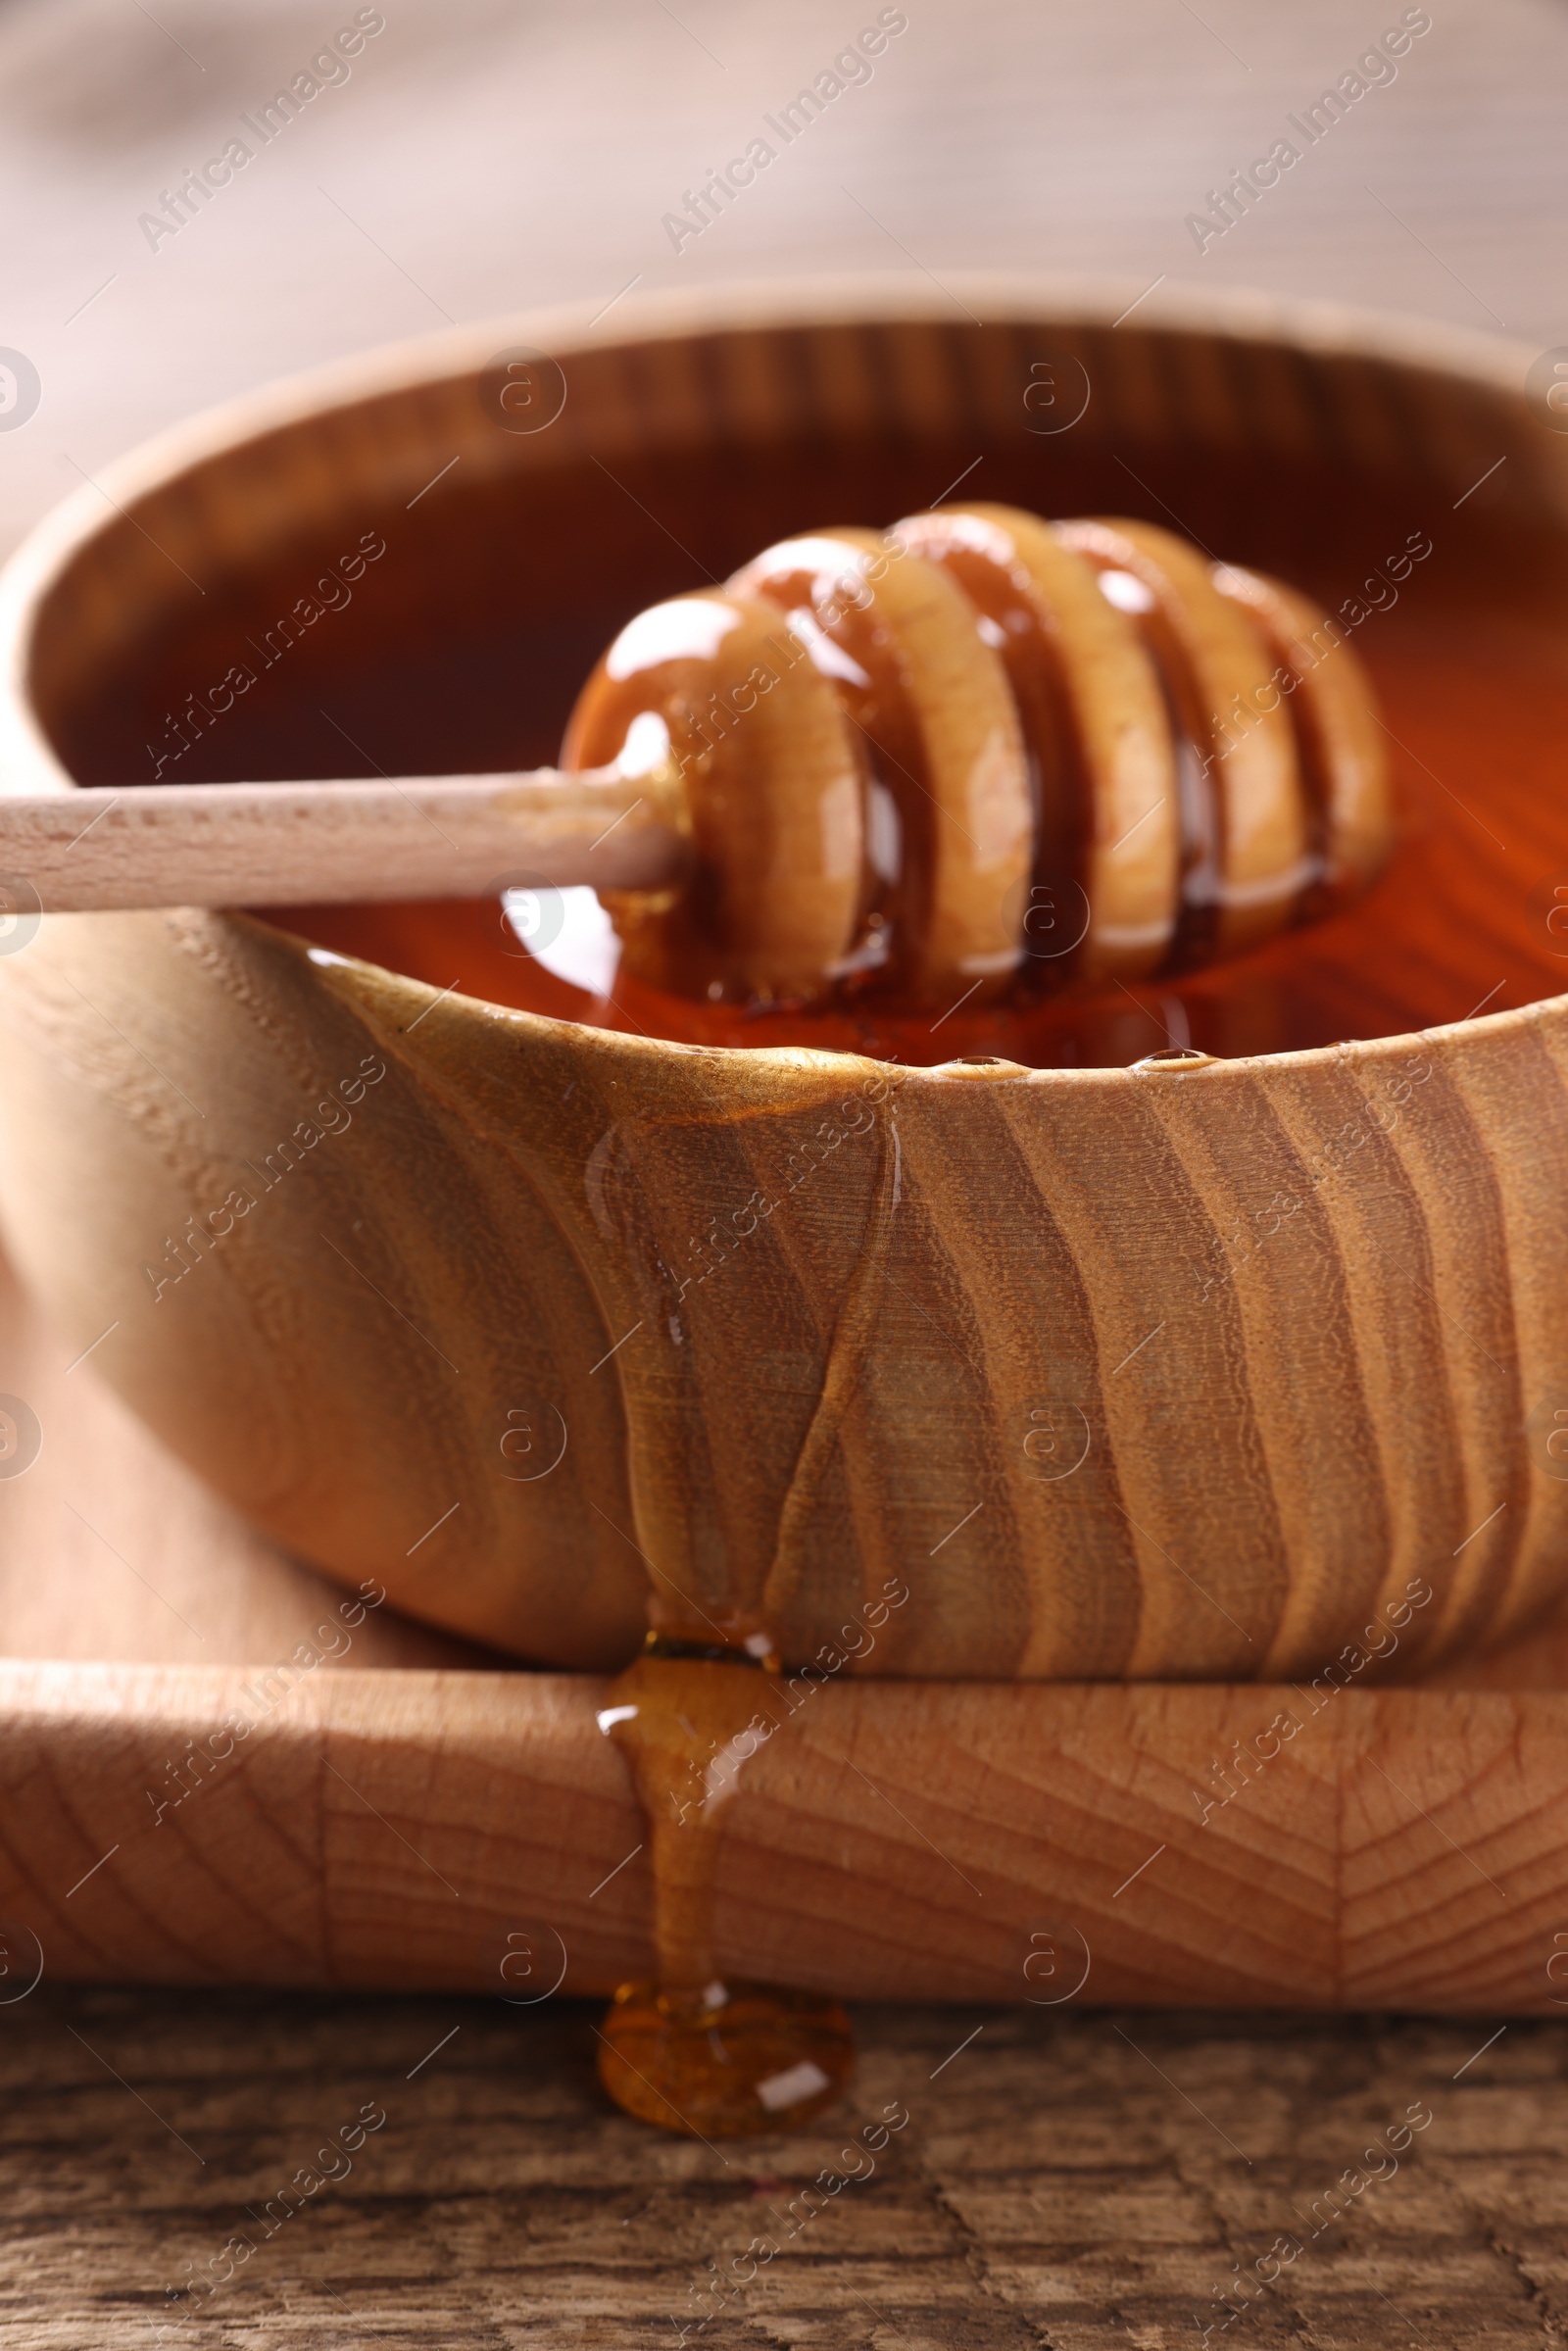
[596,1641,855,2136]
[597,1978,854,2139]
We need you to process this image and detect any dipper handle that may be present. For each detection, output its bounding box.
[0,765,687,914]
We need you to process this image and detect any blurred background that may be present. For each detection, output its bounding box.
[1,0,1562,557]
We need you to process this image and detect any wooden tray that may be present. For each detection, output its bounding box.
[4,1233,1564,2017]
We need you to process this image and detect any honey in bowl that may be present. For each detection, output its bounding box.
[59,430,1568,1076]
[277,553,1568,1074]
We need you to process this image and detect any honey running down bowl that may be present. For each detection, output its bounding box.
[2,279,1567,1683]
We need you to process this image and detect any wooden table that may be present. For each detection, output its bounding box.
[6,0,1568,2341]
[7,1987,1564,2347]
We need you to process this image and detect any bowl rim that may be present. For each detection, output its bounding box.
[0,269,1555,1096]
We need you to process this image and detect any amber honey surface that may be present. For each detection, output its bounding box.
[272,622,1568,1067]
[49,430,1568,1071]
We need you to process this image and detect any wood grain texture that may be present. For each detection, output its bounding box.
[0,1243,497,1675]
[6,893,1568,1682]
[1,287,1567,1686]
[5,1656,1568,2013]
[3,1989,1562,2351]
[0,770,684,909]
[5,1220,1567,2020]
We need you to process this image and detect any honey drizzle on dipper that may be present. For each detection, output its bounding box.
[562,503,1393,1010]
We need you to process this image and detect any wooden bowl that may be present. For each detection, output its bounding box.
[1,278,1565,1684]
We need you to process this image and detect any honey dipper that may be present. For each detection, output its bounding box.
[0,508,1393,1006]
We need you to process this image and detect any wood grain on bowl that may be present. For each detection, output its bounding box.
[2,1227,1565,2010]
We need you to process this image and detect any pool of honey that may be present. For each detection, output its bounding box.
[271,619,1568,1067]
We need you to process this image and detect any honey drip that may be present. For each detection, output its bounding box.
[595,1640,854,2137]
